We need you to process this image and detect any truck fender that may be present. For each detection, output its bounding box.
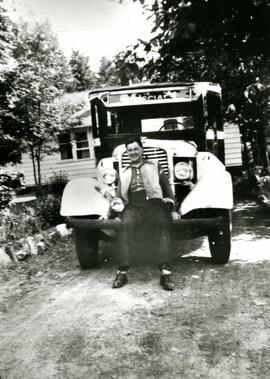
[180,171,233,216]
[60,177,110,217]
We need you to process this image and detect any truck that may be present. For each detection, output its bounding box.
[61,82,233,268]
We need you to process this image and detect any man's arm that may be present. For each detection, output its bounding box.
[158,164,180,219]
[115,180,122,199]
[158,164,174,201]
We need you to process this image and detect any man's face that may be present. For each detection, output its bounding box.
[126,142,143,164]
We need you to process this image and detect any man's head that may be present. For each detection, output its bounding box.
[125,137,143,165]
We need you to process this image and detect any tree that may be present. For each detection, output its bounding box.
[0,0,21,165]
[6,22,75,186]
[133,0,270,171]
[96,56,119,87]
[96,51,144,87]
[68,49,96,91]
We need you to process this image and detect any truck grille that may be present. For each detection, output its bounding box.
[121,147,169,175]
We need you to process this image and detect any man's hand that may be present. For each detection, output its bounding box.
[172,211,181,220]
[111,197,124,213]
[181,180,194,190]
[162,198,175,206]
[99,215,108,220]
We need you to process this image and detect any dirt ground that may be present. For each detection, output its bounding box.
[0,200,270,379]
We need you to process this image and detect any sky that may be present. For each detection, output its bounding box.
[7,0,153,70]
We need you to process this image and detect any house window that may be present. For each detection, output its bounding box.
[58,130,91,160]
[59,133,72,160]
[74,131,90,159]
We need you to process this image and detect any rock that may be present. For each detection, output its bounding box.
[4,244,18,262]
[37,241,46,255]
[33,234,47,255]
[15,250,30,261]
[55,223,73,237]
[26,236,38,255]
[0,246,12,266]
[5,233,47,261]
[0,226,7,241]
[48,231,61,241]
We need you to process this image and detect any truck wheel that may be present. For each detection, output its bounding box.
[208,210,231,264]
[74,229,99,269]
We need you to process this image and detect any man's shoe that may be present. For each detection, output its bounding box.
[112,272,128,288]
[160,274,174,291]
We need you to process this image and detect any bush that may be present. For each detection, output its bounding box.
[48,171,68,198]
[0,171,24,210]
[0,203,41,240]
[0,184,12,210]
[34,171,68,228]
[0,171,69,235]
[34,194,64,228]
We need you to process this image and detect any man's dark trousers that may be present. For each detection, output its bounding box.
[117,199,172,271]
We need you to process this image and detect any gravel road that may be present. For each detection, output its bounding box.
[0,200,270,379]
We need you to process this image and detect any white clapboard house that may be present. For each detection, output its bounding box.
[224,122,242,171]
[19,91,96,186]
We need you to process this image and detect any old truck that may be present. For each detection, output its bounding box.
[61,82,233,268]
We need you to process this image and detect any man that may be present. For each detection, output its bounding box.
[112,137,179,291]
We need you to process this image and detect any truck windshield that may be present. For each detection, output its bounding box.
[107,103,195,135]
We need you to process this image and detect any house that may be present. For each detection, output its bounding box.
[224,122,242,171]
[20,91,97,186]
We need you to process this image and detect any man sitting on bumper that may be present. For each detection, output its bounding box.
[112,137,179,291]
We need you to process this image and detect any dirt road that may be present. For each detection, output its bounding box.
[0,200,270,379]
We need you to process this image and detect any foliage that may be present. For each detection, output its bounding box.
[0,171,23,210]
[134,0,269,84]
[34,171,68,228]
[256,174,270,208]
[0,1,21,165]
[47,171,68,198]
[0,202,41,240]
[0,183,12,210]
[34,194,63,228]
[0,170,68,239]
[0,11,91,184]
[96,52,144,87]
[0,0,16,75]
[114,50,144,85]
[67,49,96,91]
[5,22,79,185]
[96,56,120,87]
[132,0,270,170]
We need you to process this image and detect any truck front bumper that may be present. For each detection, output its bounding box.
[66,216,223,239]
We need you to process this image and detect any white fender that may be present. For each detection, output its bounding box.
[180,170,233,216]
[60,177,110,217]
[180,152,233,216]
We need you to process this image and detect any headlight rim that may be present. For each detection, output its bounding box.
[174,161,193,181]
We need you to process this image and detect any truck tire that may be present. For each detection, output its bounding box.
[74,228,99,269]
[208,210,231,264]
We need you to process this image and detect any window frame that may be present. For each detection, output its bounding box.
[58,128,91,161]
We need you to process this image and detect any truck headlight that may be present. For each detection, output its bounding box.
[99,168,117,185]
[174,162,193,180]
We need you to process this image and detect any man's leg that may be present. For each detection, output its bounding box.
[146,206,174,291]
[113,206,139,288]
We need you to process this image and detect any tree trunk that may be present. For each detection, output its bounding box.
[241,128,252,179]
[30,146,38,186]
[258,123,269,174]
[36,145,42,186]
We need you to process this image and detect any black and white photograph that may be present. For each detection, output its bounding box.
[0,0,269,378]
